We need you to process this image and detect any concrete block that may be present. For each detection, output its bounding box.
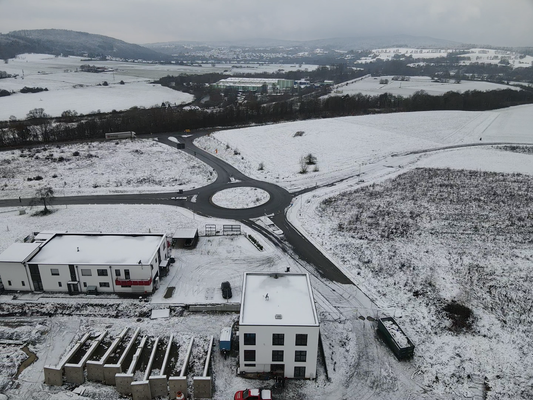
[43,366,63,386]
[103,364,121,386]
[193,376,212,398]
[86,360,104,382]
[169,376,187,398]
[115,373,134,395]
[64,363,85,385]
[132,380,151,400]
[149,375,168,398]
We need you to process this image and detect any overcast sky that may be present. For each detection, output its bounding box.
[1,0,532,47]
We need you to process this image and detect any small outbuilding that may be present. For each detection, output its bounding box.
[172,228,199,248]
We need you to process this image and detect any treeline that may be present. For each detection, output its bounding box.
[1,88,532,148]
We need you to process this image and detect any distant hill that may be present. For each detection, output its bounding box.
[146,34,465,55]
[0,29,170,61]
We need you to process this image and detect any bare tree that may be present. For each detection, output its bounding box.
[31,186,55,215]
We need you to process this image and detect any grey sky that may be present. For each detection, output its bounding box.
[1,0,532,47]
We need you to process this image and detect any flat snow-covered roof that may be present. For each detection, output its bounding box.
[29,233,165,265]
[0,243,41,263]
[240,273,318,326]
[173,228,198,239]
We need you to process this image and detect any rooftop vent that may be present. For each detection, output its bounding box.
[275,314,283,320]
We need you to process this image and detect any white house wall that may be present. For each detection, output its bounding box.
[0,262,31,291]
[238,324,319,379]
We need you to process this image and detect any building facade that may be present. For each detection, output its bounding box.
[0,232,169,295]
[238,272,320,379]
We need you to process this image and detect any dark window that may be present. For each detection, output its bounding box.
[50,268,59,276]
[58,282,62,287]
[294,366,306,378]
[295,350,307,362]
[243,333,256,345]
[83,282,87,287]
[124,269,130,280]
[272,350,284,362]
[99,282,110,288]
[81,269,92,276]
[115,269,121,277]
[272,333,284,346]
[7,281,11,286]
[97,269,108,277]
[244,363,256,367]
[21,281,25,287]
[244,350,256,362]
[295,334,308,346]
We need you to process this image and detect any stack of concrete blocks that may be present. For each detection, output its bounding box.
[148,334,174,398]
[103,327,140,385]
[87,328,129,382]
[44,332,91,386]
[64,331,107,385]
[193,336,214,399]
[131,337,160,400]
[169,337,194,399]
[116,336,148,395]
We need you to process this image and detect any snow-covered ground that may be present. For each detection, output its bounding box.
[1,104,533,399]
[0,54,317,120]
[330,75,520,97]
[0,138,216,199]
[195,104,533,191]
[211,187,270,209]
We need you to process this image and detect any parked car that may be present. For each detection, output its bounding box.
[234,389,272,400]
[221,281,232,299]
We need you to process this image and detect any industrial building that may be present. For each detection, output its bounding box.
[238,272,320,379]
[214,77,294,93]
[0,232,170,295]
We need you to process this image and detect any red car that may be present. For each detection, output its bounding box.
[234,388,272,400]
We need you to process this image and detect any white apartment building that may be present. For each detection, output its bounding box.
[238,272,320,379]
[0,232,169,295]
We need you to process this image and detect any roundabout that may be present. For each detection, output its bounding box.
[211,186,270,209]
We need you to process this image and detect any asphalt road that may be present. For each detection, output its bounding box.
[0,131,353,284]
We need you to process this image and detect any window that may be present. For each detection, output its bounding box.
[51,268,59,276]
[21,281,25,286]
[83,282,87,287]
[81,269,92,276]
[272,333,284,346]
[115,269,121,277]
[244,363,256,367]
[294,366,306,378]
[272,350,284,362]
[124,269,130,280]
[295,334,308,346]
[243,333,256,345]
[8,281,12,286]
[99,282,110,288]
[58,282,62,287]
[97,269,108,277]
[244,350,256,362]
[295,351,307,362]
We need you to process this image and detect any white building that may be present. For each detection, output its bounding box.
[0,232,169,295]
[238,272,320,379]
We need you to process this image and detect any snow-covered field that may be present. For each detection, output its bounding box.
[0,54,317,120]
[1,104,533,399]
[331,75,520,97]
[0,138,216,199]
[195,104,533,191]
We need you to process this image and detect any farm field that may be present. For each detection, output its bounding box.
[331,75,521,97]
[0,53,318,120]
[0,138,216,199]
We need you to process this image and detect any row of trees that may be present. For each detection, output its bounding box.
[1,87,532,148]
